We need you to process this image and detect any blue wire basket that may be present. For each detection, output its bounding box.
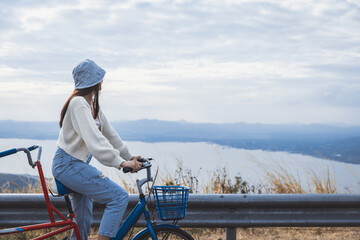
[152,186,190,221]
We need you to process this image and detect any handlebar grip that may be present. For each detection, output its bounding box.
[0,148,17,158]
[28,145,37,151]
[122,158,152,173]
[123,167,133,173]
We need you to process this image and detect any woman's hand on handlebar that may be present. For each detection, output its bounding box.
[120,156,142,173]
[130,155,142,161]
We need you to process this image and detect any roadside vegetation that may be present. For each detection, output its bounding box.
[1,161,359,239]
[157,160,339,194]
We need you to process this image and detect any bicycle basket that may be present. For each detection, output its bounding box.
[152,186,189,221]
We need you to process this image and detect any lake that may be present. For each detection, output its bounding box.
[0,138,359,193]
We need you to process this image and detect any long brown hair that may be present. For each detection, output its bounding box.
[59,83,101,128]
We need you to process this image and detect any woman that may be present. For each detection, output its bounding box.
[52,59,142,240]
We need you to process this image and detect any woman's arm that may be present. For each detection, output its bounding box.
[69,98,125,168]
[100,110,134,161]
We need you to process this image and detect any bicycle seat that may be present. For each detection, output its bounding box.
[49,178,76,196]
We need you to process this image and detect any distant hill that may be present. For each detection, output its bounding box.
[0,120,59,139]
[0,119,360,164]
[0,173,41,192]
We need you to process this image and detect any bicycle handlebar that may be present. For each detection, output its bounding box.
[0,148,17,158]
[0,145,41,167]
[0,145,37,158]
[123,158,154,194]
[122,158,153,173]
[28,145,37,151]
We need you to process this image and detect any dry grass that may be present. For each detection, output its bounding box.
[125,227,360,240]
[202,167,255,194]
[161,158,201,193]
[265,166,337,194]
[308,167,337,194]
[265,166,306,193]
[121,178,138,194]
[88,227,360,240]
[0,228,73,240]
[0,181,43,193]
[235,227,360,240]
[1,164,357,239]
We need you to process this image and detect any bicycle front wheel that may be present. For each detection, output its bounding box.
[136,226,194,240]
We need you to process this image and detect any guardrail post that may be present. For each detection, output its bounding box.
[226,227,236,240]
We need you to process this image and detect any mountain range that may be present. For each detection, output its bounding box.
[0,119,359,164]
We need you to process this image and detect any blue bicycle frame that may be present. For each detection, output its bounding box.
[111,159,179,240]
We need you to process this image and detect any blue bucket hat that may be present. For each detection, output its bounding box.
[72,59,106,89]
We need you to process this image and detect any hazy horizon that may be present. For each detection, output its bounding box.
[0,118,359,127]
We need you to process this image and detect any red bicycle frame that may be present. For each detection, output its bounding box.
[0,146,81,240]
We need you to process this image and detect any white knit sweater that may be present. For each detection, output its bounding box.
[57,96,133,168]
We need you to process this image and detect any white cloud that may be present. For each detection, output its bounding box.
[19,7,60,32]
[0,0,359,125]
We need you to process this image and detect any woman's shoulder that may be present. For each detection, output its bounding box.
[68,96,90,109]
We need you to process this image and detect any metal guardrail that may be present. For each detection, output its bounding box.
[1,194,360,239]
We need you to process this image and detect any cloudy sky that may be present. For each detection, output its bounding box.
[0,0,359,125]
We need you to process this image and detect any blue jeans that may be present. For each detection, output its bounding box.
[52,147,129,239]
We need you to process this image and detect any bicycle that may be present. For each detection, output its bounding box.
[106,157,194,239]
[0,145,194,240]
[0,145,82,239]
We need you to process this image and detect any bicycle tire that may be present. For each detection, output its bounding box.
[135,226,194,240]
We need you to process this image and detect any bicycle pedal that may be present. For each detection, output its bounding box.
[61,236,70,240]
